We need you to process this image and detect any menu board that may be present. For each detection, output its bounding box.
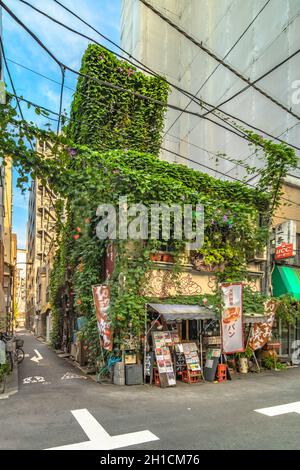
[174,351,186,374]
[152,331,176,387]
[182,343,201,372]
[145,351,155,384]
[153,330,179,347]
[203,348,221,382]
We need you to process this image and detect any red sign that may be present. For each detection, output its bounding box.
[92,285,112,351]
[275,242,294,260]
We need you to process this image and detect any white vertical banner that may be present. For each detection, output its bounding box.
[220,282,244,354]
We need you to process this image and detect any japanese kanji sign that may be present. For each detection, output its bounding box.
[220,282,244,354]
[92,285,113,351]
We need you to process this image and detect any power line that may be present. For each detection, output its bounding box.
[164,0,272,137]
[7,57,75,91]
[4,1,261,148]
[15,0,300,153]
[162,145,300,209]
[161,146,254,183]
[203,46,300,120]
[57,65,65,134]
[7,88,300,211]
[224,120,300,177]
[139,0,300,122]
[9,51,300,154]
[165,133,258,173]
[0,36,35,152]
[4,2,300,209]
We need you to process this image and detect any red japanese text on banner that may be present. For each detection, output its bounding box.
[220,282,244,354]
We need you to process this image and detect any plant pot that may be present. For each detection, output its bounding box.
[239,357,248,374]
[150,253,159,261]
[162,254,171,262]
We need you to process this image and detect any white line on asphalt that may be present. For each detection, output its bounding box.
[254,401,300,416]
[23,376,45,384]
[30,349,43,363]
[61,372,87,380]
[46,408,159,450]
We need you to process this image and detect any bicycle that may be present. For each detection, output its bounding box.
[0,333,25,371]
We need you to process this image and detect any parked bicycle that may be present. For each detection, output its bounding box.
[0,332,25,371]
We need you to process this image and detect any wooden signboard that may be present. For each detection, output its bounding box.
[174,350,186,374]
[144,351,155,384]
[182,342,201,372]
[203,348,221,382]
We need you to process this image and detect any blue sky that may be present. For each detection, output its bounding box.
[2,0,121,248]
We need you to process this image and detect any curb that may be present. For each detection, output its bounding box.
[0,363,19,400]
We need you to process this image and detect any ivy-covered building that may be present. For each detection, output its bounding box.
[39,44,276,371]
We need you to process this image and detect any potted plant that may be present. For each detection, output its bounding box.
[235,346,253,374]
[162,253,173,262]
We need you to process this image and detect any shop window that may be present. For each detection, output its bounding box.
[181,320,198,341]
[278,320,300,357]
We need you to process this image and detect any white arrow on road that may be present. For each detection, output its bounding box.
[255,401,300,416]
[30,349,43,363]
[46,409,159,450]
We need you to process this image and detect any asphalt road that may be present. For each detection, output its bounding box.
[0,330,300,450]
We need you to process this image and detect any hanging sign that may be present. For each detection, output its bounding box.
[274,220,296,260]
[248,299,277,351]
[220,282,244,354]
[275,242,294,260]
[92,285,112,351]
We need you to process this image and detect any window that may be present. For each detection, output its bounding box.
[181,320,199,341]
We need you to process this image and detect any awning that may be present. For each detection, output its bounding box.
[272,265,300,300]
[147,303,268,323]
[147,303,215,321]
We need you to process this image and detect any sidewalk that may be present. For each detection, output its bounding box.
[0,363,19,400]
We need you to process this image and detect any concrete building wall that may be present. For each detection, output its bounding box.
[1,157,16,332]
[16,248,27,327]
[0,158,5,330]
[121,0,300,179]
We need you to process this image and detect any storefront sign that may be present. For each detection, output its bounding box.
[274,220,296,260]
[92,285,112,351]
[275,242,294,260]
[220,282,244,354]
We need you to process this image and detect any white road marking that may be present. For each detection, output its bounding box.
[23,376,45,384]
[24,353,30,358]
[61,372,87,380]
[46,408,159,450]
[254,401,300,416]
[30,349,43,363]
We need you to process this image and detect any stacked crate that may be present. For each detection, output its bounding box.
[113,362,125,386]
